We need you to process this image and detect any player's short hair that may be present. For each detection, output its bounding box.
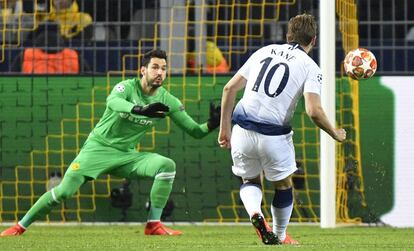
[286,14,317,46]
[141,49,168,67]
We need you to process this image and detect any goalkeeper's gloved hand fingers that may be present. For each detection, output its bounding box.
[210,102,215,115]
[207,101,221,131]
[131,102,170,118]
[145,103,169,118]
[210,102,221,116]
[148,112,167,118]
[209,102,221,115]
[149,102,170,112]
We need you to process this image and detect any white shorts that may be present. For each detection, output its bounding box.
[230,124,297,182]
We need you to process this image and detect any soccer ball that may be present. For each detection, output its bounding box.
[343,48,377,80]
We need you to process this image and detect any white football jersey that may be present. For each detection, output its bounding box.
[233,43,322,132]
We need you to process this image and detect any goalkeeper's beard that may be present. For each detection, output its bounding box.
[146,76,164,89]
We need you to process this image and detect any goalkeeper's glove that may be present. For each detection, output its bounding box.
[131,102,170,118]
[207,102,221,131]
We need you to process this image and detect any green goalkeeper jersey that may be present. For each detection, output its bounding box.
[88,78,209,151]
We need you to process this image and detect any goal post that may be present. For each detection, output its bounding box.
[319,0,337,228]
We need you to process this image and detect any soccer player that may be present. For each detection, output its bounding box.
[1,49,220,237]
[218,14,346,245]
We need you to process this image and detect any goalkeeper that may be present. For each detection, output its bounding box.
[1,49,220,236]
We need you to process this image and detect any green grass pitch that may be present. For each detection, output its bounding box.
[1,225,413,250]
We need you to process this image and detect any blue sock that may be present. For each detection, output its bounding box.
[271,187,293,240]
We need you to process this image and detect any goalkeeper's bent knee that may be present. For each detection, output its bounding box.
[154,158,176,181]
[51,174,85,202]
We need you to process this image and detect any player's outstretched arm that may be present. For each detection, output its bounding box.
[169,103,219,139]
[218,73,247,148]
[304,92,346,142]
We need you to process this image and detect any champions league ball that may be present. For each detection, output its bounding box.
[343,48,377,80]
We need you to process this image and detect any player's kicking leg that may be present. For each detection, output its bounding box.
[238,181,280,245]
[250,213,280,245]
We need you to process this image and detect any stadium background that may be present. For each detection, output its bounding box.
[0,0,411,224]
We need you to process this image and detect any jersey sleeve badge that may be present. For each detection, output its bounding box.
[317,74,322,84]
[115,84,126,92]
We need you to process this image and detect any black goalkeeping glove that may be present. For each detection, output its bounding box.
[131,102,170,118]
[207,102,221,131]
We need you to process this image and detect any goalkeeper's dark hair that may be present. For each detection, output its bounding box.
[141,49,168,67]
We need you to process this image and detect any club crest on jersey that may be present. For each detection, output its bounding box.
[70,162,80,171]
[115,84,125,92]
